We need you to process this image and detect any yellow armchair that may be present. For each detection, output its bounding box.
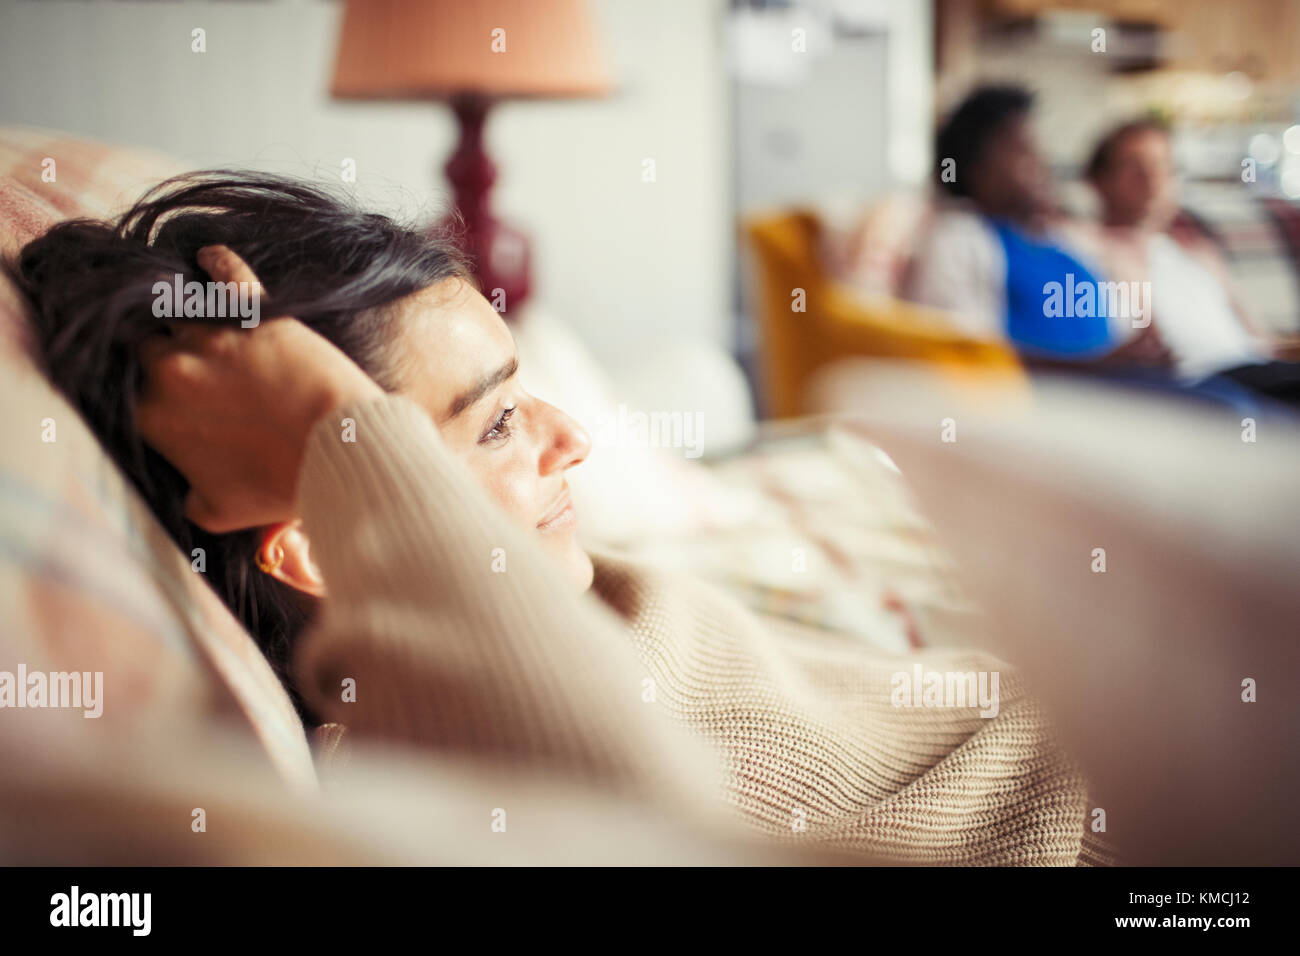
[744,210,1023,418]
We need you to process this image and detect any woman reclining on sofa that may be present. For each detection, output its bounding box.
[9,171,1112,864]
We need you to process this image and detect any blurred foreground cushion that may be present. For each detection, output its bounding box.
[832,364,1300,864]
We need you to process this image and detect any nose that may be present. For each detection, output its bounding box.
[537,400,591,477]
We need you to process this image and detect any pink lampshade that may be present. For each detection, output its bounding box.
[331,0,612,100]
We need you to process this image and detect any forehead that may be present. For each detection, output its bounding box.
[389,278,516,412]
[980,114,1036,165]
[1115,127,1170,159]
[991,113,1033,147]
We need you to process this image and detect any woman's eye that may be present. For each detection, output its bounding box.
[480,406,516,444]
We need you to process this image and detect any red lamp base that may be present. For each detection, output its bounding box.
[438,93,532,319]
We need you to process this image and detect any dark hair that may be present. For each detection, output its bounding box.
[1085,117,1171,182]
[7,171,470,724]
[935,84,1035,198]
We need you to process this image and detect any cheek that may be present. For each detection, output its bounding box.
[464,449,540,527]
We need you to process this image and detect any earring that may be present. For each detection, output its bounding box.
[255,541,284,575]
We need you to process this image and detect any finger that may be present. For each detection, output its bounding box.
[172,321,240,353]
[197,244,266,301]
[134,384,193,442]
[184,489,241,535]
[138,332,182,368]
[137,350,210,409]
[142,323,210,356]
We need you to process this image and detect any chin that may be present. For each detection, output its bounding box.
[566,546,595,593]
[540,534,594,592]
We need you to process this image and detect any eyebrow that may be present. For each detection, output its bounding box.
[445,356,519,421]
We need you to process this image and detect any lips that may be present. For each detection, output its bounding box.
[536,488,577,531]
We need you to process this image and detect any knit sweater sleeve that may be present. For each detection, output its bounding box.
[289,394,728,815]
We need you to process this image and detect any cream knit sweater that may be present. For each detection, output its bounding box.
[293,395,1114,866]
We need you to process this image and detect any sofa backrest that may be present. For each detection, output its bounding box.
[0,127,315,790]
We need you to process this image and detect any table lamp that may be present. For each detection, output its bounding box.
[331,0,611,316]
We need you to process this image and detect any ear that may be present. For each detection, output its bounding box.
[258,521,327,598]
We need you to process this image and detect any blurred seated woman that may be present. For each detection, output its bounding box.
[1063,118,1300,407]
[9,172,1113,864]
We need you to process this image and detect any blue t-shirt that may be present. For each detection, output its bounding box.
[991,219,1115,359]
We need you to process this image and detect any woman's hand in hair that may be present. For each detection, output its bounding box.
[136,244,384,533]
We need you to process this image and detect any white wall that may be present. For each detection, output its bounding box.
[729,0,933,213]
[886,0,934,187]
[0,0,731,367]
